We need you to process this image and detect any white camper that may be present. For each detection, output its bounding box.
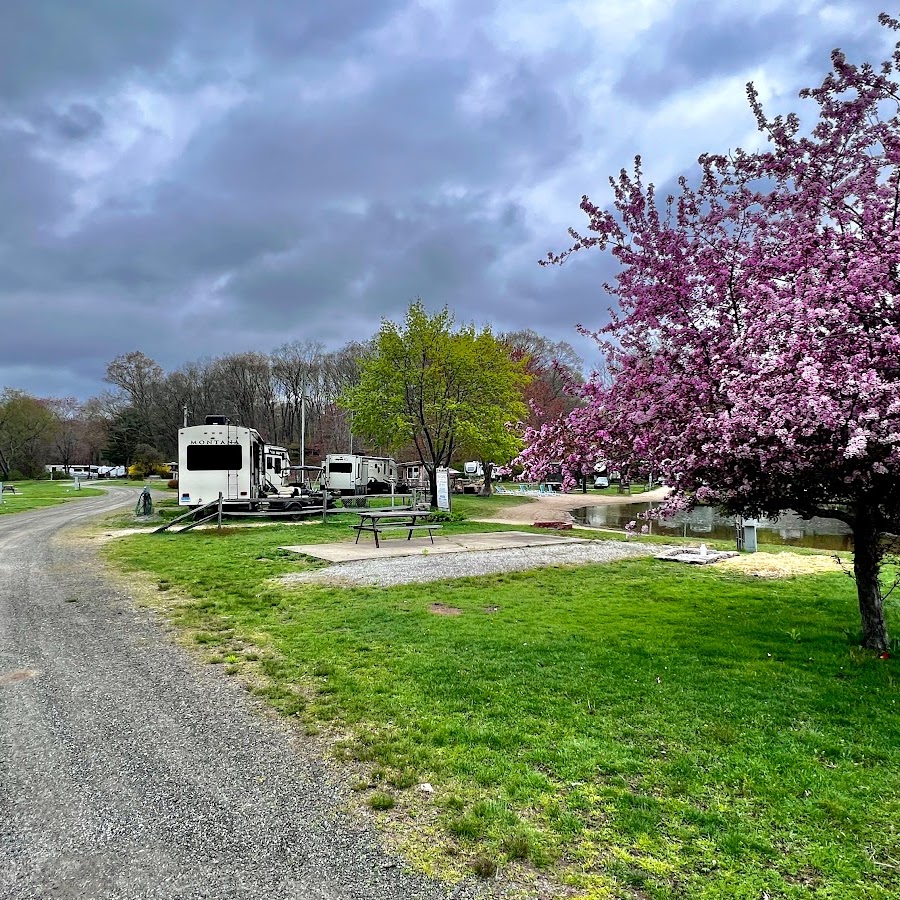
[178,416,265,507]
[263,444,292,491]
[323,454,397,495]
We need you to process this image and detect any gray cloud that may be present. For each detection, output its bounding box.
[613,0,887,107]
[0,1,894,398]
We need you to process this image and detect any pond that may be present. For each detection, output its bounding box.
[571,501,853,551]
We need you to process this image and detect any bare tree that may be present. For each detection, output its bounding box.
[273,340,325,461]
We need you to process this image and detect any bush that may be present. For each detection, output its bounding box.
[426,509,464,522]
[167,479,178,490]
[128,462,171,479]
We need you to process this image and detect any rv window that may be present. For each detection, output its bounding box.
[329,462,352,473]
[186,445,243,471]
[273,459,282,474]
[266,457,273,470]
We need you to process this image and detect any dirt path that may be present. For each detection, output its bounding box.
[475,486,671,526]
[0,487,482,900]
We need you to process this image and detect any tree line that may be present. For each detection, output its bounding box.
[0,324,583,481]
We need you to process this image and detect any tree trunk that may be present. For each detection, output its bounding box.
[479,462,493,497]
[852,510,889,651]
[428,467,438,509]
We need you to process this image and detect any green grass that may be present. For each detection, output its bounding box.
[104,517,900,898]
[451,493,537,518]
[0,479,104,515]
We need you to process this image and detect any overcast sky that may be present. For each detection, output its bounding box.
[0,0,890,400]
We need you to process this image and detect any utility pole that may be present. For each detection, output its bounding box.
[300,392,306,470]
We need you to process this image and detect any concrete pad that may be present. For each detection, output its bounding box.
[280,530,588,562]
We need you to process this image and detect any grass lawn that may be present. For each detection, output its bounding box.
[451,493,537,518]
[104,512,900,898]
[0,479,104,515]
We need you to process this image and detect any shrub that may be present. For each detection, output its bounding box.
[367,792,395,811]
[471,856,498,879]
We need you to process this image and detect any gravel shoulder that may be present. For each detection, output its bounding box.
[0,486,484,900]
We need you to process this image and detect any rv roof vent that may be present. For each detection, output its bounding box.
[205,415,230,425]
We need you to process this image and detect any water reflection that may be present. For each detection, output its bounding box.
[572,502,853,551]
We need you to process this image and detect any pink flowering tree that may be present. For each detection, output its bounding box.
[522,15,900,650]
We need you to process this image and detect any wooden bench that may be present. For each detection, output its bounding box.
[1,485,19,494]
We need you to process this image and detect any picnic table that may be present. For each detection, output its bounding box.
[1,485,19,494]
[352,508,442,549]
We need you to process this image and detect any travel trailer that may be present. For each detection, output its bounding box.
[177,416,266,507]
[263,444,292,490]
[177,417,332,514]
[322,454,397,495]
[45,464,100,479]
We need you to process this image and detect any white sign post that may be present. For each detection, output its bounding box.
[436,467,451,511]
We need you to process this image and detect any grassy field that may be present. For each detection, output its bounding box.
[0,479,104,515]
[104,503,900,898]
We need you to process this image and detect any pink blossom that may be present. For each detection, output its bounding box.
[521,15,900,651]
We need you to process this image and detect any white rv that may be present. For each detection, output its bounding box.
[263,444,292,490]
[45,464,100,479]
[178,416,266,507]
[323,454,397,495]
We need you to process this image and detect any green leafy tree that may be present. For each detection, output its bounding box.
[342,302,528,505]
[0,390,57,479]
[457,409,526,496]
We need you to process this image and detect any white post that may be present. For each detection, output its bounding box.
[0,482,4,505]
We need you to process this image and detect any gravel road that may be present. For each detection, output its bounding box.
[0,487,482,900]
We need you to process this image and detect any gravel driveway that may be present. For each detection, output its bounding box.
[0,487,482,900]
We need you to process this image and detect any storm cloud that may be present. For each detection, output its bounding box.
[0,0,890,398]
